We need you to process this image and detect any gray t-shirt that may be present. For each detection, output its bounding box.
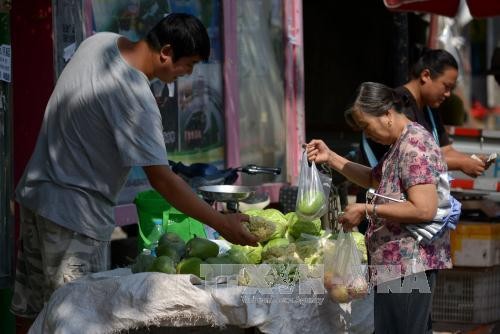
[16,32,168,241]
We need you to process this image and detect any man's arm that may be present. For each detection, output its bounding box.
[143,165,257,246]
[441,144,485,177]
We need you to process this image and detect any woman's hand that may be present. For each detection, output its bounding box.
[307,139,373,189]
[306,139,333,164]
[338,203,366,231]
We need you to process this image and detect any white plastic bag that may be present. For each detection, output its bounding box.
[295,150,328,221]
[324,230,370,303]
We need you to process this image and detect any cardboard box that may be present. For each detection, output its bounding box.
[451,222,500,267]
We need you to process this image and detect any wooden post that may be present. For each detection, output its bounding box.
[284,0,305,185]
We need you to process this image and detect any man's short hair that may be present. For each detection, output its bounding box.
[145,13,210,62]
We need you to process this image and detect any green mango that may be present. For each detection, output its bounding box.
[156,244,181,264]
[204,255,234,265]
[148,256,176,274]
[158,232,186,258]
[177,257,203,278]
[203,256,238,277]
[185,237,219,260]
[131,253,156,273]
[159,232,184,246]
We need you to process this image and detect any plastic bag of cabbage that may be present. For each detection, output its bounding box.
[295,150,328,220]
[285,212,322,241]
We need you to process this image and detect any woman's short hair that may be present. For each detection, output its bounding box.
[345,82,403,130]
[145,13,210,62]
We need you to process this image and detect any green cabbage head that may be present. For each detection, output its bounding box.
[287,212,322,239]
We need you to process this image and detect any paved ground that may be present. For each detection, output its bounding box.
[433,322,500,334]
[120,321,500,333]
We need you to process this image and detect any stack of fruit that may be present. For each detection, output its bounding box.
[130,208,368,292]
[131,233,220,278]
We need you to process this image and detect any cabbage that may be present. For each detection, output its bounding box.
[243,209,265,217]
[287,212,322,239]
[261,238,296,261]
[243,216,276,242]
[262,254,304,285]
[263,237,289,252]
[262,254,303,265]
[244,208,288,239]
[304,252,323,265]
[352,231,368,263]
[294,235,320,260]
[227,244,262,264]
[297,190,325,216]
[285,229,295,243]
[262,209,288,239]
[284,211,296,223]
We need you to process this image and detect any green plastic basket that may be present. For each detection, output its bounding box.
[134,190,171,251]
[163,209,206,242]
[135,190,207,250]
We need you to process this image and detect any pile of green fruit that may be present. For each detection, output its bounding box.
[130,208,368,286]
[131,232,220,278]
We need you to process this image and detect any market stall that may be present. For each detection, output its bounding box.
[29,268,374,334]
[31,180,374,334]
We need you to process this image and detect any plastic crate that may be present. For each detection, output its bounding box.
[432,266,500,323]
[279,186,298,213]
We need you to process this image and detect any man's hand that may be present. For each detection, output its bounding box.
[442,145,485,178]
[461,156,486,178]
[474,153,497,170]
[217,213,258,246]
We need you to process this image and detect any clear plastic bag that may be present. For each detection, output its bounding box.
[323,230,370,303]
[295,150,328,221]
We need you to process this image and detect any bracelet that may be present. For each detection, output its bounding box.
[372,204,379,220]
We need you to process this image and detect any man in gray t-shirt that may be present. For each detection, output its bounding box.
[11,13,257,322]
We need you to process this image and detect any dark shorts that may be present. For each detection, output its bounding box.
[10,206,110,318]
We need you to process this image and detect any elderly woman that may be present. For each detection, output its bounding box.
[306,82,452,334]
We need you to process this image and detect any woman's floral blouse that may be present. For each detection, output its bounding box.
[366,122,452,281]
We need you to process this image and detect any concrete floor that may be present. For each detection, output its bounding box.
[433,322,500,334]
[122,326,258,334]
[124,323,500,334]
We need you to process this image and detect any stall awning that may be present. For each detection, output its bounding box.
[383,0,500,18]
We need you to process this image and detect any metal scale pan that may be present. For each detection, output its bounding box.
[198,185,257,212]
